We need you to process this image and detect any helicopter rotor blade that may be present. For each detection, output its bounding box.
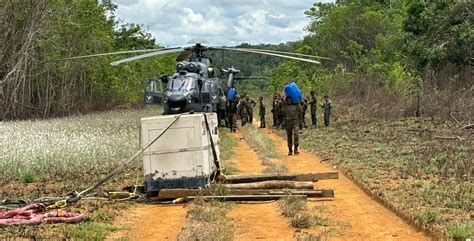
[111,47,184,66]
[245,48,331,60]
[215,47,321,65]
[234,76,268,80]
[54,49,168,62]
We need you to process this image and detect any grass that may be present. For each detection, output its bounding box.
[296,116,473,238]
[1,107,166,188]
[0,107,162,239]
[279,196,332,230]
[415,209,440,225]
[446,221,473,240]
[240,125,287,173]
[177,198,234,241]
[219,128,239,175]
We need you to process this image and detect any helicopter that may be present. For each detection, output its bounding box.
[59,39,327,115]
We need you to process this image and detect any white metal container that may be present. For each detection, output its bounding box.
[141,113,220,184]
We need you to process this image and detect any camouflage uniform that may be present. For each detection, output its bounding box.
[321,98,332,127]
[237,98,247,126]
[227,100,237,132]
[309,93,317,126]
[282,103,300,155]
[259,98,266,128]
[271,94,279,127]
[277,98,284,129]
[217,95,227,127]
[299,98,308,129]
[244,97,256,124]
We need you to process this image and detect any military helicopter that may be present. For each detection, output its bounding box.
[59,39,327,114]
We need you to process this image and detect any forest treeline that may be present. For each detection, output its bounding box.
[0,0,174,120]
[269,0,473,120]
[1,0,472,120]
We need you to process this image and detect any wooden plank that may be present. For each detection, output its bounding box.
[224,181,313,190]
[224,172,338,183]
[187,194,308,202]
[157,188,334,200]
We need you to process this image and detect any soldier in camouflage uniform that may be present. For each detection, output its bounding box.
[299,97,308,129]
[277,96,284,129]
[321,95,332,127]
[258,96,266,128]
[226,98,237,132]
[282,96,301,155]
[217,93,227,127]
[237,95,247,126]
[309,91,317,127]
[244,95,256,124]
[271,93,279,127]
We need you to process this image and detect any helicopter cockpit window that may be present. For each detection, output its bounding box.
[168,76,197,91]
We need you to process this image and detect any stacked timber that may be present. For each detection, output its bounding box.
[150,172,338,202]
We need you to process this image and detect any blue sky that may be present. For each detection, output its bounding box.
[113,0,333,47]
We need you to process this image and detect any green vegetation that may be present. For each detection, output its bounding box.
[64,222,119,241]
[0,1,175,120]
[1,107,164,188]
[280,197,329,227]
[219,129,239,175]
[177,198,234,241]
[269,1,472,120]
[298,117,473,237]
[446,221,473,240]
[240,125,287,173]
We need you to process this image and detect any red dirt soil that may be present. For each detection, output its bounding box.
[106,204,187,240]
[262,128,430,240]
[228,131,297,240]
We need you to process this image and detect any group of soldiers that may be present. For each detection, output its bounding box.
[271,91,332,155]
[217,90,332,156]
[272,91,332,129]
[217,93,263,132]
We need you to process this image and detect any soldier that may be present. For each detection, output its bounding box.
[226,97,237,132]
[299,97,308,129]
[237,95,247,126]
[258,96,266,128]
[282,96,301,155]
[321,95,332,127]
[271,93,279,127]
[309,91,317,127]
[244,95,256,124]
[277,96,284,129]
[217,92,227,127]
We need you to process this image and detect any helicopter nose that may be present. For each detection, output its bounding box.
[168,94,187,109]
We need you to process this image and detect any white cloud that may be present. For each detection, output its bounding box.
[113,0,334,47]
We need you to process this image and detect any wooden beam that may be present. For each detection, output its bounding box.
[186,194,308,202]
[224,181,314,190]
[157,188,334,199]
[224,172,338,183]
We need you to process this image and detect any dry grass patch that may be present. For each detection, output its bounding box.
[177,198,234,241]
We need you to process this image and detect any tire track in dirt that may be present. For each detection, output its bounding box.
[106,204,187,240]
[261,128,430,240]
[228,131,296,240]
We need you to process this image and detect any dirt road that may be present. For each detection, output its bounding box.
[228,132,296,240]
[106,204,187,241]
[106,126,429,240]
[260,127,429,240]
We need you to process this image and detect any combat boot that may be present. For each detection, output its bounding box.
[288,148,293,156]
[294,146,300,155]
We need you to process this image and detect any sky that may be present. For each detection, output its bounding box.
[113,0,333,47]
